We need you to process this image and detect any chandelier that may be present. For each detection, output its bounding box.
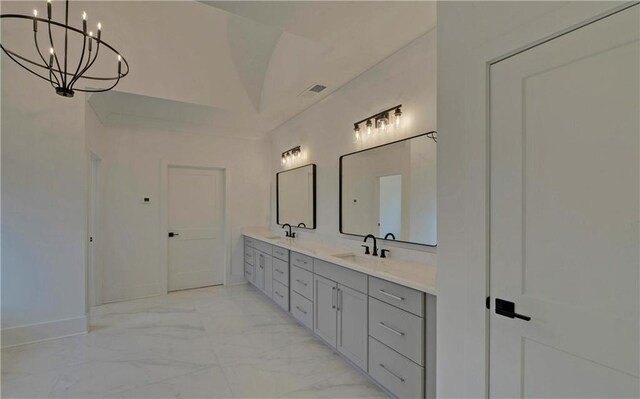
[0,0,129,98]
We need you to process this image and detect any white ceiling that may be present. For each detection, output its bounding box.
[3,1,436,138]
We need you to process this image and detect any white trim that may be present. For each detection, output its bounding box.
[1,316,88,348]
[159,160,231,293]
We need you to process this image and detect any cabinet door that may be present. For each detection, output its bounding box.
[264,253,273,297]
[337,284,368,371]
[313,274,337,347]
[255,251,265,291]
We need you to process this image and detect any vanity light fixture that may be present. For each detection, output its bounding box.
[281,146,302,166]
[353,104,402,143]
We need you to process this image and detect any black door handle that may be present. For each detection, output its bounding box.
[168,232,179,238]
[495,298,531,321]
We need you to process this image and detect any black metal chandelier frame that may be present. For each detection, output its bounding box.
[0,0,129,97]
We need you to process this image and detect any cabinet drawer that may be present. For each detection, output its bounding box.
[290,265,313,300]
[291,252,313,272]
[273,258,289,286]
[291,291,313,330]
[244,237,255,248]
[272,246,289,262]
[369,276,424,316]
[244,247,255,266]
[254,240,272,256]
[244,263,255,284]
[314,259,367,294]
[272,280,289,311]
[369,298,424,365]
[369,337,423,399]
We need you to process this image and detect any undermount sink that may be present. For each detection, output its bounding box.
[331,252,380,266]
[263,235,283,240]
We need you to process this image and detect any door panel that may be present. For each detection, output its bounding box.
[314,274,337,347]
[168,167,224,291]
[490,5,639,397]
[337,284,368,371]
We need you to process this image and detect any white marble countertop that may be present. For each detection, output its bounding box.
[242,227,436,296]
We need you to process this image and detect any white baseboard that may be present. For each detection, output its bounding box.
[226,274,248,286]
[2,315,88,348]
[102,283,162,304]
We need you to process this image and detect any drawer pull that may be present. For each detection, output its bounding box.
[275,291,284,298]
[296,258,308,265]
[295,306,308,315]
[378,289,404,301]
[245,271,252,276]
[295,279,308,286]
[379,363,405,383]
[275,269,284,274]
[379,322,405,336]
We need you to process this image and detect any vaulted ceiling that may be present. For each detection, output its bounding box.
[2,1,436,137]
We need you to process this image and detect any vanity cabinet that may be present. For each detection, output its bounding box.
[313,264,368,371]
[243,234,435,399]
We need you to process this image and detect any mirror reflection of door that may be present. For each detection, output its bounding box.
[378,175,402,238]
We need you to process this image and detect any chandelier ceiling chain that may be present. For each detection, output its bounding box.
[0,0,129,98]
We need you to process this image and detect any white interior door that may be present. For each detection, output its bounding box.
[490,5,639,398]
[168,166,225,291]
[88,154,101,307]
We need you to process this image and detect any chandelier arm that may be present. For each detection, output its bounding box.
[47,17,65,87]
[69,39,100,89]
[63,0,69,88]
[69,35,87,89]
[33,31,61,86]
[0,45,58,83]
[74,72,121,93]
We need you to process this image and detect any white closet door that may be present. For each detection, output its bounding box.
[490,5,639,398]
[168,166,224,291]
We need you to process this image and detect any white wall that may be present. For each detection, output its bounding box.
[1,59,88,347]
[436,1,629,397]
[268,30,437,264]
[88,114,271,303]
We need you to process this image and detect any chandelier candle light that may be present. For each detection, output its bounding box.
[353,105,402,143]
[0,0,129,97]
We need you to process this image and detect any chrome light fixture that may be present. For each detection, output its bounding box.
[281,146,302,166]
[0,0,129,98]
[353,105,402,143]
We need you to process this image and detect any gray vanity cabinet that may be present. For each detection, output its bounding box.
[336,284,368,371]
[313,274,337,346]
[313,273,368,371]
[254,250,272,297]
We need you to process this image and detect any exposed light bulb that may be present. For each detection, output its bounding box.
[394,108,402,127]
[354,131,360,143]
[89,31,93,37]
[118,54,122,62]
[282,156,286,165]
[49,47,54,55]
[379,118,387,132]
[33,9,38,17]
[97,22,102,30]
[82,11,86,20]
[48,47,54,65]
[366,119,372,136]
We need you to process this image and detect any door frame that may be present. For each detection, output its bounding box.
[485,2,638,396]
[159,160,230,294]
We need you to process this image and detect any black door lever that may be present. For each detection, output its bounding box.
[168,232,179,238]
[495,298,531,321]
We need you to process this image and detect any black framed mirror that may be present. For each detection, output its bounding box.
[339,132,437,246]
[277,164,317,229]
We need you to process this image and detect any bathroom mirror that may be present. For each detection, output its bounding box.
[340,133,436,246]
[277,164,317,229]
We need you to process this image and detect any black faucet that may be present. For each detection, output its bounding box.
[297,222,306,228]
[282,223,295,238]
[363,234,378,256]
[384,232,396,240]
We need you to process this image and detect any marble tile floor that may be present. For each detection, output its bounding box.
[2,284,387,398]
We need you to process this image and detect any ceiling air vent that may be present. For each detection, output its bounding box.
[299,83,327,98]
